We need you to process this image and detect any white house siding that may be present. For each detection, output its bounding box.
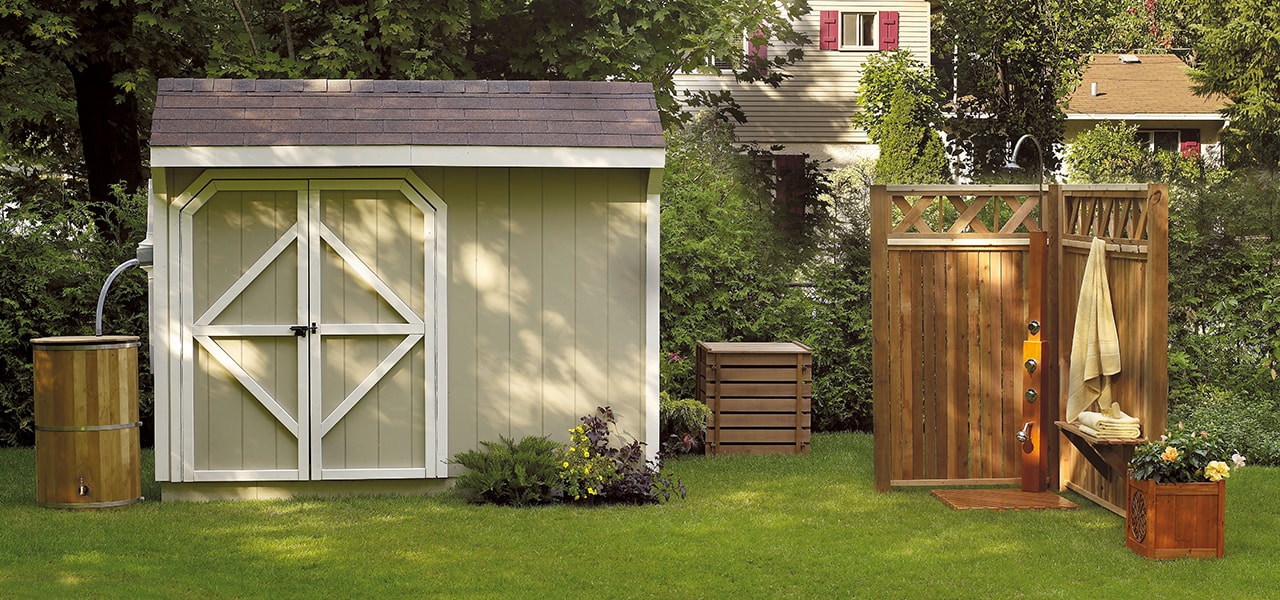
[673,1,932,163]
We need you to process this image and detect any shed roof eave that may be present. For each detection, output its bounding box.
[149,145,666,169]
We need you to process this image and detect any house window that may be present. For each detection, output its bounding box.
[841,13,877,49]
[821,11,898,51]
[1135,130,1181,153]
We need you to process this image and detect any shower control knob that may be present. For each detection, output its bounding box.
[1028,320,1041,335]
[1024,358,1038,374]
[1024,388,1038,403]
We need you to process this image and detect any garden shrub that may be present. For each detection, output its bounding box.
[660,111,810,400]
[1165,174,1280,465]
[0,188,151,447]
[1171,386,1280,467]
[449,435,565,506]
[571,406,683,504]
[799,162,876,431]
[658,392,710,455]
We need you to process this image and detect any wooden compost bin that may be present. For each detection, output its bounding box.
[32,336,143,509]
[696,341,811,456]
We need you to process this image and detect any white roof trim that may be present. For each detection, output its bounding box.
[151,145,666,169]
[1065,113,1224,121]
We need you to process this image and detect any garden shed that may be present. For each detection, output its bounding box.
[146,79,663,500]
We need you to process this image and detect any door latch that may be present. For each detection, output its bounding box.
[290,322,318,337]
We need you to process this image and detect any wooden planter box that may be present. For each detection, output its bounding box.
[1125,477,1225,559]
[696,341,811,456]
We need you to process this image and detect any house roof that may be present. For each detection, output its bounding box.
[1064,54,1226,119]
[150,78,665,149]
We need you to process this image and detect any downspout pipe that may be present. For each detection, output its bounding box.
[95,258,140,336]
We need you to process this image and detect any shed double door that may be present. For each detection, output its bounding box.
[180,178,441,481]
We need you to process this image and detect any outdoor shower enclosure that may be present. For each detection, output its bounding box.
[871,184,1169,514]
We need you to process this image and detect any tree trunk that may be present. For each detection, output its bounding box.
[68,61,145,245]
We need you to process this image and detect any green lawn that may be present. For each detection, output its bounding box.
[1,434,1276,598]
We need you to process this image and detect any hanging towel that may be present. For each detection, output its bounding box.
[1066,237,1122,422]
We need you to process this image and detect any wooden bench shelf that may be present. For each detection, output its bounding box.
[1055,420,1144,481]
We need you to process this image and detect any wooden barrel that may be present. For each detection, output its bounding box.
[32,336,142,509]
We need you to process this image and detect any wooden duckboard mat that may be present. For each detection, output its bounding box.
[932,488,1079,511]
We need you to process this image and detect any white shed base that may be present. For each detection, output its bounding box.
[160,478,455,502]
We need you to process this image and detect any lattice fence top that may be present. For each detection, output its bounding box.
[885,185,1042,237]
[1062,189,1154,242]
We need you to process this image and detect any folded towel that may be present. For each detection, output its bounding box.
[1077,424,1100,437]
[1093,428,1141,440]
[1077,409,1141,430]
[1101,403,1141,424]
[1095,423,1141,433]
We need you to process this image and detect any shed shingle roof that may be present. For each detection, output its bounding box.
[151,79,665,149]
[1065,54,1226,116]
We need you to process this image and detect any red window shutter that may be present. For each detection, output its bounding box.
[879,11,899,51]
[749,28,768,66]
[1180,129,1201,158]
[820,11,838,50]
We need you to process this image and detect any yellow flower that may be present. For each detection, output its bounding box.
[584,465,591,474]
[569,447,575,452]
[1205,461,1230,482]
[587,487,595,495]
[583,449,589,458]
[1161,446,1179,462]
[562,461,569,468]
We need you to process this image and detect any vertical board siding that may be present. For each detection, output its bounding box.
[426,167,649,472]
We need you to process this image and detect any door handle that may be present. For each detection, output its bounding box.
[289,323,318,337]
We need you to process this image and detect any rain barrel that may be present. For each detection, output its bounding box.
[32,336,142,509]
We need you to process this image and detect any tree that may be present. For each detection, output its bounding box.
[0,1,223,242]
[852,50,943,144]
[204,0,812,127]
[1104,0,1206,53]
[1188,0,1280,173]
[934,0,1115,177]
[874,84,951,184]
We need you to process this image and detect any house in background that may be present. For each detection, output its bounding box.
[673,1,933,168]
[1064,53,1228,164]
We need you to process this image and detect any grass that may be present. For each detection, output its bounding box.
[1,433,1277,598]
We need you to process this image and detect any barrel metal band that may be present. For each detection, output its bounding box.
[32,341,140,351]
[35,421,143,433]
[39,497,143,509]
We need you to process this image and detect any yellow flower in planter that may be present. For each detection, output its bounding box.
[1205,461,1230,482]
[1161,446,1179,462]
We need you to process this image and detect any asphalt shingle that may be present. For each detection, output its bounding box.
[151,79,664,149]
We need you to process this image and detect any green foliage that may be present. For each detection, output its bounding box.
[1129,422,1234,483]
[852,50,943,143]
[1166,174,1280,465]
[659,112,809,398]
[1066,121,1204,184]
[1188,0,1280,173]
[201,0,813,128]
[658,392,710,455]
[0,187,151,447]
[800,162,875,431]
[1172,386,1280,467]
[935,0,1116,177]
[1103,0,1205,50]
[449,435,565,506]
[874,84,952,185]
